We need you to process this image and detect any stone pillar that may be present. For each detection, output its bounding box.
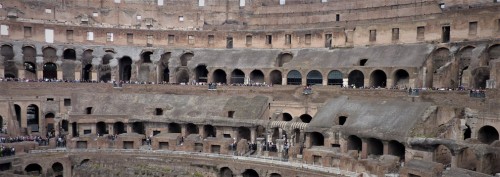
[256,137,265,156]
[386,78,393,88]
[361,140,368,159]
[68,122,73,138]
[207,70,213,83]
[17,69,25,79]
[130,63,138,81]
[276,139,285,158]
[244,75,250,85]
[74,70,81,81]
[91,66,98,82]
[250,127,256,143]
[343,78,348,87]
[20,106,27,129]
[199,125,205,138]
[181,124,187,137]
[322,75,328,85]
[364,78,370,88]
[301,74,307,86]
[282,77,287,85]
[383,141,389,155]
[451,154,458,168]
[57,69,63,80]
[126,123,132,134]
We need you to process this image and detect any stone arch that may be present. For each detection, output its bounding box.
[141,51,153,63]
[132,122,145,134]
[299,114,312,123]
[327,70,343,85]
[119,56,133,81]
[180,52,193,67]
[203,124,216,138]
[388,140,405,160]
[27,104,39,132]
[486,44,500,66]
[51,162,63,173]
[101,54,112,65]
[250,70,265,84]
[176,69,189,84]
[457,46,475,87]
[282,113,292,121]
[213,69,227,84]
[231,69,245,84]
[22,46,37,79]
[63,48,76,60]
[276,53,292,67]
[220,167,233,177]
[434,144,452,166]
[42,46,57,63]
[195,65,208,83]
[428,47,453,88]
[113,122,125,134]
[471,67,490,89]
[348,70,364,88]
[2,44,17,78]
[367,138,383,156]
[269,173,282,177]
[286,70,302,85]
[393,69,409,87]
[457,148,478,171]
[186,123,199,135]
[96,121,107,135]
[369,70,387,88]
[45,112,55,133]
[269,70,282,85]
[306,70,323,85]
[478,125,499,144]
[43,62,57,80]
[24,163,42,176]
[82,49,93,65]
[160,52,171,82]
[310,132,324,146]
[237,126,251,141]
[347,135,362,151]
[242,169,259,177]
[168,123,181,133]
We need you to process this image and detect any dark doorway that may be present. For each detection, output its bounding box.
[43,62,57,80]
[203,125,216,138]
[393,69,409,87]
[347,135,362,151]
[370,70,387,88]
[300,114,312,123]
[478,126,499,144]
[327,70,343,85]
[310,132,324,146]
[168,123,181,133]
[119,56,133,81]
[306,70,323,85]
[82,64,92,81]
[27,104,39,132]
[250,70,265,84]
[63,49,76,60]
[141,51,153,63]
[132,122,145,134]
[348,70,364,88]
[96,122,107,135]
[213,69,227,84]
[231,69,245,84]
[113,122,125,134]
[269,70,282,85]
[242,169,259,177]
[282,113,292,121]
[287,70,302,85]
[442,26,450,43]
[186,123,199,135]
[195,65,208,83]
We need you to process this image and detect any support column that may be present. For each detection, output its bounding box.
[361,139,368,159]
[20,106,27,129]
[276,139,285,159]
[68,123,73,138]
[199,125,205,138]
[383,141,389,155]
[282,77,287,85]
[181,124,187,137]
[57,69,63,80]
[386,78,394,88]
[126,123,132,134]
[250,127,256,143]
[256,137,264,156]
[301,75,307,86]
[451,153,458,168]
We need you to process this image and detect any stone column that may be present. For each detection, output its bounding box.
[301,73,307,86]
[383,141,389,155]
[126,123,132,134]
[250,127,256,143]
[199,125,205,138]
[130,63,138,81]
[276,139,285,158]
[451,154,458,168]
[91,65,98,82]
[20,105,27,129]
[386,78,394,88]
[256,137,265,156]
[364,78,370,88]
[343,78,348,87]
[68,122,73,138]
[0,56,4,77]
[181,124,187,137]
[282,77,287,85]
[361,139,368,159]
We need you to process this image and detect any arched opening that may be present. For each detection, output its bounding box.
[113,122,125,135]
[231,69,245,84]
[141,51,153,63]
[347,135,362,151]
[299,114,312,123]
[306,70,323,85]
[203,125,216,138]
[287,70,302,85]
[160,52,170,82]
[457,148,477,171]
[338,116,347,125]
[464,125,471,140]
[96,122,107,135]
[186,123,199,135]
[82,64,92,81]
[458,46,474,86]
[22,46,37,80]
[42,47,57,62]
[220,167,233,177]
[269,173,282,177]
[14,104,21,127]
[487,44,500,66]
[237,127,251,141]
[195,65,208,83]
[213,69,227,84]
[269,70,282,85]
[45,113,55,134]
[242,169,259,177]
[348,70,364,88]
[43,62,57,80]
[63,49,76,60]
[132,122,144,134]
[478,126,499,144]
[370,70,387,88]
[249,70,265,84]
[388,140,405,160]
[1,45,14,60]
[276,53,292,67]
[52,162,63,173]
[168,123,181,133]
[27,104,39,132]
[471,67,490,89]
[367,138,383,156]
[119,56,132,81]
[434,144,452,166]
[82,49,93,64]
[310,132,324,146]
[393,69,409,87]
[282,113,292,121]
[180,53,193,67]
[429,48,452,88]
[102,54,112,65]
[100,73,111,82]
[24,163,42,175]
[327,70,343,85]
[2,45,17,78]
[176,69,189,84]
[61,120,68,132]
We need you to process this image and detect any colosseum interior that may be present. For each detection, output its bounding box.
[0,0,499,176]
